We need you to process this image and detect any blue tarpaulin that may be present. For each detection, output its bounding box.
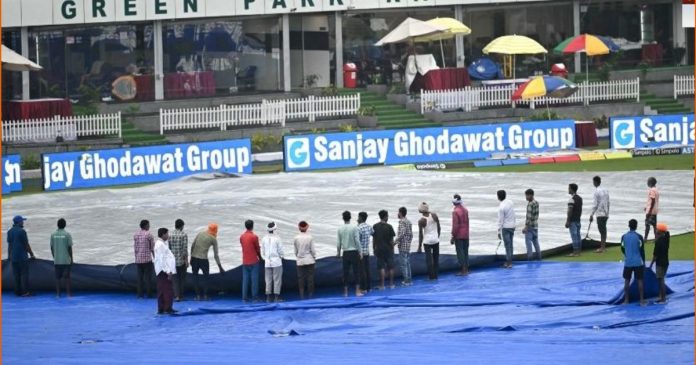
[3,261,693,364]
[468,57,504,80]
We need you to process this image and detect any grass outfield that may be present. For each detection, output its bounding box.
[449,154,694,173]
[257,153,694,175]
[549,232,694,262]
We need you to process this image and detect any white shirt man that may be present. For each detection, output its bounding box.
[154,237,176,277]
[590,176,611,253]
[498,199,516,230]
[591,186,610,218]
[261,222,285,302]
[497,190,516,268]
[153,229,176,314]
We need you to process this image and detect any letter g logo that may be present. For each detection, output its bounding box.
[612,119,635,149]
[286,138,310,169]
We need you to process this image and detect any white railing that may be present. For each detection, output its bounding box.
[2,112,122,143]
[160,100,286,135]
[421,78,641,113]
[674,75,694,99]
[160,94,360,134]
[285,94,360,122]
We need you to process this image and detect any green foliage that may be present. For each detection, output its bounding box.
[70,84,102,116]
[527,110,563,121]
[388,83,405,95]
[358,105,376,117]
[338,124,355,132]
[550,233,694,262]
[597,51,622,82]
[637,62,650,78]
[310,127,326,134]
[77,84,101,105]
[125,105,141,114]
[45,83,63,98]
[251,133,283,153]
[450,154,693,173]
[321,84,339,97]
[22,154,40,170]
[597,66,611,82]
[304,74,320,89]
[593,115,609,129]
[72,104,99,116]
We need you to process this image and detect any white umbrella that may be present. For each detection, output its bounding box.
[374,17,448,46]
[2,44,42,72]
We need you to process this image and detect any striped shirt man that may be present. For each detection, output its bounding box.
[525,199,539,230]
[168,229,188,267]
[133,229,154,264]
[357,222,374,256]
[395,217,413,254]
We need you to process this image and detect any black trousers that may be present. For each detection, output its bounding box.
[342,251,362,287]
[11,261,29,295]
[424,243,440,279]
[190,257,210,297]
[136,262,154,297]
[297,264,315,297]
[360,255,372,291]
[173,264,187,298]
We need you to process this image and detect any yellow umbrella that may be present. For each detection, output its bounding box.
[414,18,471,42]
[483,35,547,54]
[483,35,547,79]
[414,17,472,68]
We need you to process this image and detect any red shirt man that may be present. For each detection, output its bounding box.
[451,194,470,276]
[240,220,261,302]
[240,229,261,265]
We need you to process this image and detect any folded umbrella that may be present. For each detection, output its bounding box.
[512,76,578,120]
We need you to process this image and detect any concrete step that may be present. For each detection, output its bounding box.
[654,107,690,113]
[643,99,684,106]
[377,114,426,122]
[378,119,430,126]
[380,122,440,129]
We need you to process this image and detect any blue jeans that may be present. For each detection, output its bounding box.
[525,228,540,260]
[569,222,582,252]
[242,263,259,300]
[502,228,515,263]
[399,252,412,283]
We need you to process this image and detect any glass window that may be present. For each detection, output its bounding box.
[290,14,331,89]
[162,17,281,99]
[28,24,154,102]
[343,8,455,87]
[2,30,23,101]
[582,1,686,67]
[464,3,573,78]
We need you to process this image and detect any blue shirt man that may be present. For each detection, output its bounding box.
[620,219,646,305]
[621,228,645,267]
[7,215,35,296]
